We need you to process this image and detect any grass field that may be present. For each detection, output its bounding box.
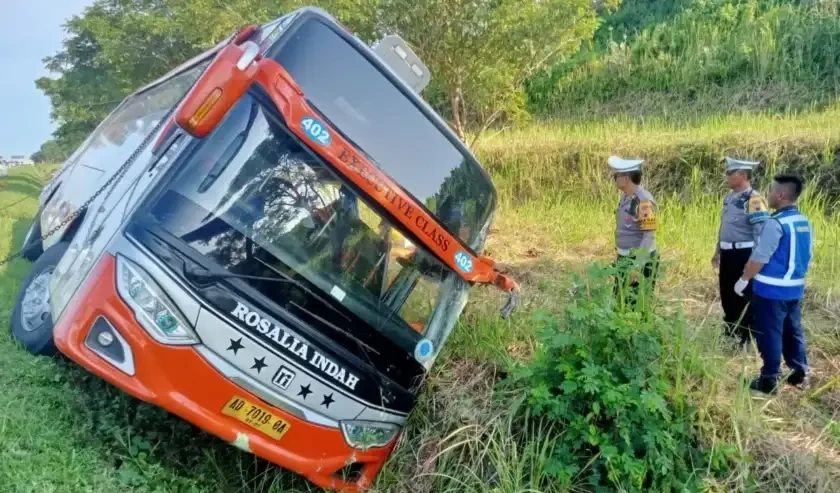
[1,108,839,492]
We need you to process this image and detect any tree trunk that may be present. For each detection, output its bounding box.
[449,83,465,143]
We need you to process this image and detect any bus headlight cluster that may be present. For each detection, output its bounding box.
[116,255,198,345]
[339,420,400,450]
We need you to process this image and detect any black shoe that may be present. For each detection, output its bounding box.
[786,371,810,389]
[749,376,779,395]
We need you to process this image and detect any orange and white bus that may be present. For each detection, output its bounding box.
[12,6,517,492]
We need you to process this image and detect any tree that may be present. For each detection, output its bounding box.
[31,138,77,163]
[35,0,377,155]
[376,0,606,146]
[36,0,609,153]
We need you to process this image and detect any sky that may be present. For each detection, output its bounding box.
[0,1,93,158]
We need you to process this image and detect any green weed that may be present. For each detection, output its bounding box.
[505,262,735,492]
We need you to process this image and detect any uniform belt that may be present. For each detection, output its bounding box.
[617,247,656,256]
[719,241,754,250]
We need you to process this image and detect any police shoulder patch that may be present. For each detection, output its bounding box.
[627,195,639,217]
[637,199,657,231]
[747,194,770,224]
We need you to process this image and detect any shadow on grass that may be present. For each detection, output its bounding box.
[1,219,37,291]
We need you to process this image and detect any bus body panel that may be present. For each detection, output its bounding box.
[52,254,393,492]
[31,8,502,493]
[46,60,211,321]
[106,232,411,426]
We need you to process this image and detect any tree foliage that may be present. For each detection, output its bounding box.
[36,0,283,160]
[30,138,78,163]
[377,0,603,144]
[36,0,607,157]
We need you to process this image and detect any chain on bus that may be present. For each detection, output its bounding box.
[0,106,176,268]
[0,26,280,269]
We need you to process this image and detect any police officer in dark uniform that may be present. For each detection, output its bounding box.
[711,157,769,345]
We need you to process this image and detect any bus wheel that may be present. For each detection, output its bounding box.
[10,241,69,356]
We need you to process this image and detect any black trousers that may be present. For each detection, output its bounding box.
[719,247,754,343]
[614,251,660,310]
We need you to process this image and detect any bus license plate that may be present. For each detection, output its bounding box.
[221,396,291,441]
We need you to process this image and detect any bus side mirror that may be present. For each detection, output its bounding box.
[175,41,261,138]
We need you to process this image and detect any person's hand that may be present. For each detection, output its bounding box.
[711,253,720,270]
[734,278,749,297]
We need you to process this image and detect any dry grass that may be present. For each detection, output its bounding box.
[375,180,840,492]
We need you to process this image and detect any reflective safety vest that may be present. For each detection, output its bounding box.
[753,206,813,300]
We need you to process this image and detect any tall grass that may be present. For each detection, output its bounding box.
[527,0,840,119]
[474,113,840,302]
[477,107,840,202]
[374,113,840,493]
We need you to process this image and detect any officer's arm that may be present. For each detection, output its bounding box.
[751,222,765,244]
[637,199,657,262]
[639,231,655,259]
[742,220,783,281]
[748,194,770,243]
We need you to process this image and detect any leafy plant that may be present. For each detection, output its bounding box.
[506,262,734,491]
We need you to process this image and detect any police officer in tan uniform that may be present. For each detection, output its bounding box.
[609,156,659,308]
[712,157,769,345]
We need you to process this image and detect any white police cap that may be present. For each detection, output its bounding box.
[608,156,644,173]
[725,156,759,172]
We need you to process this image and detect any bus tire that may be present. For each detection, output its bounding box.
[10,241,70,356]
[21,217,44,262]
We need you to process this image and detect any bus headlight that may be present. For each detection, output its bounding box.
[116,255,198,345]
[339,420,400,450]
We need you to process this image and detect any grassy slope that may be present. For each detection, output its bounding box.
[6,3,840,493]
[477,109,840,296]
[470,115,840,492]
[1,107,839,492]
[527,0,840,122]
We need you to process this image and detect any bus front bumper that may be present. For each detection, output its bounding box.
[52,254,395,492]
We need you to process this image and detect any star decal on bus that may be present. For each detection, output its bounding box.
[251,356,268,373]
[297,384,312,400]
[227,337,244,355]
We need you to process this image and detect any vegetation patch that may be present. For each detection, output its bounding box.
[508,264,735,491]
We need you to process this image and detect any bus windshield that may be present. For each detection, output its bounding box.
[147,93,465,353]
[267,16,496,251]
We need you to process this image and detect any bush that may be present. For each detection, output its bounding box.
[506,262,734,491]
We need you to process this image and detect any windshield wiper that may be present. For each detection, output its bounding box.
[290,301,379,355]
[183,264,350,322]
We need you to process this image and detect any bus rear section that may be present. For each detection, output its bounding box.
[14,7,517,492]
